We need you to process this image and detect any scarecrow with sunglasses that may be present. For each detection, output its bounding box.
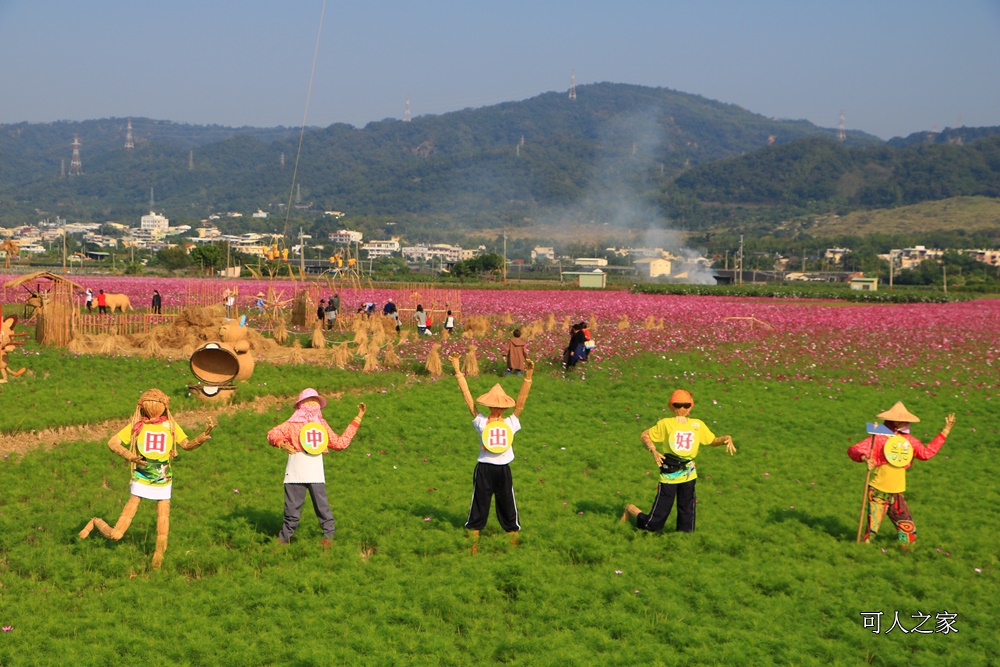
[622,390,735,532]
[848,401,955,548]
[451,356,534,554]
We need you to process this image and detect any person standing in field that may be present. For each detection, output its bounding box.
[85,288,93,312]
[504,328,527,376]
[267,388,366,545]
[317,299,327,323]
[96,289,108,314]
[151,290,162,314]
[444,310,456,334]
[414,304,429,336]
[451,355,534,554]
[622,389,736,533]
[224,289,236,318]
[847,401,955,549]
[382,298,400,332]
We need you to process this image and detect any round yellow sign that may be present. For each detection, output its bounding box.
[883,435,913,468]
[481,421,514,454]
[299,422,329,455]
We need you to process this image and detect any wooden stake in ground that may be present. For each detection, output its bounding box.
[78,388,215,570]
[856,433,877,544]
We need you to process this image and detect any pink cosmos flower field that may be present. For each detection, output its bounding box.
[3,275,997,381]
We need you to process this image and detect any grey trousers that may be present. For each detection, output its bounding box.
[279,483,336,542]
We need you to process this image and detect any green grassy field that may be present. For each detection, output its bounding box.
[0,348,997,666]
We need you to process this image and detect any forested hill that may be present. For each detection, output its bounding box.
[0,83,878,226]
[663,135,1000,230]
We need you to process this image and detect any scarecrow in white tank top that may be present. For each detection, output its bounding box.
[451,356,534,554]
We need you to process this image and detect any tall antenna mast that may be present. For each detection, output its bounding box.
[404,96,411,122]
[125,118,134,150]
[837,110,846,142]
[149,187,155,210]
[188,149,194,170]
[68,135,83,176]
[569,69,577,101]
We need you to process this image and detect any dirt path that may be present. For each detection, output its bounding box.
[0,391,344,458]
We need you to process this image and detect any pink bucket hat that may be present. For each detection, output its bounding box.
[295,388,327,409]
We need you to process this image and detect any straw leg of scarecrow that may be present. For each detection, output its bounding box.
[79,495,141,540]
[152,500,170,568]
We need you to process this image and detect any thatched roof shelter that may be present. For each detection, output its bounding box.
[3,271,85,292]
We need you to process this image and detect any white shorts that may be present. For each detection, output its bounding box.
[131,481,172,500]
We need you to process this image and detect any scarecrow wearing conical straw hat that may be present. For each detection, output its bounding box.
[79,388,216,569]
[267,388,366,544]
[451,356,534,554]
[848,401,955,549]
[621,389,735,533]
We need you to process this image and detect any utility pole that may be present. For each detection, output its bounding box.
[943,264,948,294]
[503,229,508,286]
[889,253,894,291]
[738,235,744,286]
[62,229,67,275]
[299,227,306,275]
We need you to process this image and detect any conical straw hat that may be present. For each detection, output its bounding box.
[476,383,515,409]
[876,401,920,423]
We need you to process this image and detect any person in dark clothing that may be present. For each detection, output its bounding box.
[563,323,587,369]
[151,290,162,314]
[317,299,326,322]
[382,298,400,332]
[323,300,337,330]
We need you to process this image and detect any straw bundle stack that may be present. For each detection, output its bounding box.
[617,315,630,330]
[331,341,351,368]
[311,321,326,349]
[289,338,304,364]
[383,342,400,366]
[272,317,289,345]
[398,330,409,345]
[501,311,514,325]
[425,343,443,376]
[139,330,163,357]
[363,348,379,373]
[462,344,480,377]
[355,331,370,357]
[545,313,556,331]
[588,314,598,332]
[641,315,657,330]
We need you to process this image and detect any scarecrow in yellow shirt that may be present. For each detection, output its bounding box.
[621,390,735,532]
[848,401,955,548]
[79,388,215,569]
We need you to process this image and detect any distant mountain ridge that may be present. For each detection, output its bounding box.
[1,83,998,238]
[0,83,878,225]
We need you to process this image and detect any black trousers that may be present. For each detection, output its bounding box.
[636,479,697,533]
[465,462,520,532]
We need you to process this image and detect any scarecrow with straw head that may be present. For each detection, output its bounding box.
[451,355,533,554]
[621,389,735,533]
[848,401,955,549]
[79,389,216,569]
[267,388,366,544]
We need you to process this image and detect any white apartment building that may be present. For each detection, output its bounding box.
[402,244,464,263]
[361,239,401,258]
[140,211,170,237]
[329,229,363,244]
[531,246,555,262]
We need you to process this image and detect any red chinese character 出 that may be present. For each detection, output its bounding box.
[144,432,167,454]
[489,428,508,449]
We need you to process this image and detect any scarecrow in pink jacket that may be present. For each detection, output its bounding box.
[847,401,955,548]
[268,388,366,544]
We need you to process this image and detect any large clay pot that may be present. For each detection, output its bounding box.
[188,342,238,402]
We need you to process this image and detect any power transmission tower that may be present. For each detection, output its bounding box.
[125,118,134,150]
[569,69,576,101]
[837,110,846,142]
[404,96,411,122]
[68,135,83,176]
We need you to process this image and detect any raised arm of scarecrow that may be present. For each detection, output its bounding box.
[451,356,477,416]
[177,417,216,452]
[710,434,737,455]
[328,404,366,452]
[913,413,956,459]
[512,359,534,418]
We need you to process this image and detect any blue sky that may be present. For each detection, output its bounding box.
[1,0,998,140]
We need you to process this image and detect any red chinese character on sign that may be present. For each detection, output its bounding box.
[489,428,508,449]
[305,429,325,447]
[144,432,167,454]
[673,431,695,451]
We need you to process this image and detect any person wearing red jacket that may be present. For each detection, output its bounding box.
[847,401,955,548]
